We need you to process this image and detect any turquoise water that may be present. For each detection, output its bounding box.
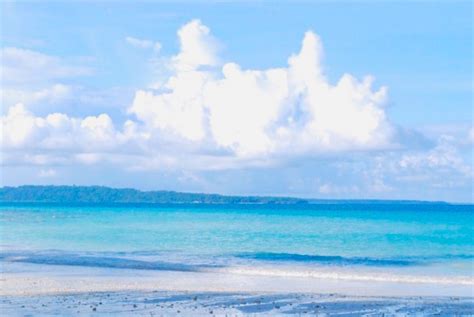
[1,202,473,281]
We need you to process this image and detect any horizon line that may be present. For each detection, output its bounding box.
[2,184,472,205]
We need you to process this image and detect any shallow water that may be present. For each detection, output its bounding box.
[1,202,473,285]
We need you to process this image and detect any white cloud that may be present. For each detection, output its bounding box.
[0,103,130,153]
[172,19,219,71]
[2,19,471,200]
[1,84,73,108]
[1,47,92,84]
[1,47,96,115]
[400,126,474,189]
[125,36,161,52]
[130,71,210,142]
[130,22,393,158]
[399,136,472,178]
[1,20,396,168]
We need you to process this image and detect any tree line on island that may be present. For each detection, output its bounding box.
[0,185,308,204]
[0,185,447,205]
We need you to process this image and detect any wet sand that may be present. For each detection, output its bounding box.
[2,290,473,316]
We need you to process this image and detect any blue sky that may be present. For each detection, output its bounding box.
[1,1,473,202]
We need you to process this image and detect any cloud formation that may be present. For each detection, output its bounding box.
[0,19,425,165]
[1,47,97,117]
[1,19,472,199]
[130,20,394,157]
[1,103,123,150]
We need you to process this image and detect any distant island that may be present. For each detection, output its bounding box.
[0,185,450,205]
[0,185,309,204]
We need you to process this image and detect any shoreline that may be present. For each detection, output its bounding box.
[1,262,473,298]
[1,262,473,315]
[2,290,473,316]
[2,273,473,298]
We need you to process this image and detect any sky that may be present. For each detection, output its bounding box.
[1,1,473,202]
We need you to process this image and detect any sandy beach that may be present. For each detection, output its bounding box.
[2,290,474,316]
[1,262,473,316]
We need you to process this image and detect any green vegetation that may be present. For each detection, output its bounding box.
[0,185,308,204]
[0,186,449,205]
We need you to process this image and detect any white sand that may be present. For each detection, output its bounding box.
[1,262,472,297]
[1,263,473,316]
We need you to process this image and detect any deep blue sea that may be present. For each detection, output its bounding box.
[1,202,473,285]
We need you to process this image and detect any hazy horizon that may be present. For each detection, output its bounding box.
[2,184,472,204]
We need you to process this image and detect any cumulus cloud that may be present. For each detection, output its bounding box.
[172,19,219,71]
[0,103,130,153]
[2,20,394,162]
[2,18,471,200]
[130,21,394,158]
[0,20,406,171]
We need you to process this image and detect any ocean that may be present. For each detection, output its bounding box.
[1,202,473,288]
